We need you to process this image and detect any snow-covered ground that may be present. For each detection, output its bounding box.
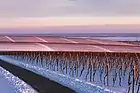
[0,56,128,93]
[0,63,37,93]
[0,71,15,93]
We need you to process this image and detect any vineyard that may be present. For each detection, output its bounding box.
[1,51,139,93]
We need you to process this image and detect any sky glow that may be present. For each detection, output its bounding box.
[0,0,140,33]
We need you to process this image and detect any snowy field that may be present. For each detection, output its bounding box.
[0,63,37,93]
[0,55,131,93]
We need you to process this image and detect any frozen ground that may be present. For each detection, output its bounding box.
[0,71,15,93]
[0,62,37,93]
[0,56,126,93]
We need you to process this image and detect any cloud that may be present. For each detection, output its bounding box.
[0,0,140,17]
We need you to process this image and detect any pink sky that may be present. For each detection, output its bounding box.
[0,25,140,34]
[1,17,140,27]
[0,17,140,34]
[0,0,140,34]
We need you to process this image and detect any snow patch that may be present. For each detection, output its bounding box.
[0,64,37,93]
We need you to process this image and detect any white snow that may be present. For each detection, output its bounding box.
[0,74,15,93]
[0,56,126,93]
[0,61,37,93]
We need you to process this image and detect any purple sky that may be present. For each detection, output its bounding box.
[0,25,140,34]
[0,0,140,34]
[0,0,140,17]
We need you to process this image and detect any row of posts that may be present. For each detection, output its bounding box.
[2,52,140,93]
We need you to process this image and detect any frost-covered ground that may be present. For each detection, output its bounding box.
[0,69,15,93]
[0,56,127,93]
[0,64,37,93]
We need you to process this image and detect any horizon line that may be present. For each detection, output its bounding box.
[0,17,140,28]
